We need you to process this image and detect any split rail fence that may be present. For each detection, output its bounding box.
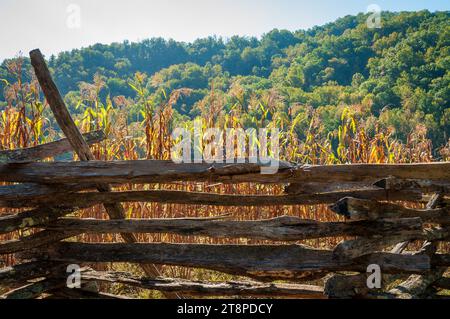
[0,49,449,299]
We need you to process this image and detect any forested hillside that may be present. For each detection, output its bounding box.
[1,10,449,147]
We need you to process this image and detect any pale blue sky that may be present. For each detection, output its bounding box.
[0,0,448,61]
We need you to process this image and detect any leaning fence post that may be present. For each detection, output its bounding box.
[29,48,180,299]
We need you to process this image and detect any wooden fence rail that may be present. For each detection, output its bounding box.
[0,160,448,184]
[21,242,437,278]
[0,130,105,163]
[0,216,425,255]
[0,48,449,299]
[1,163,448,299]
[0,188,424,209]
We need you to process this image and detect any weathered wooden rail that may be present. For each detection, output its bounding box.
[0,49,449,299]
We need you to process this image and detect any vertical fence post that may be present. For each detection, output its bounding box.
[29,49,180,299]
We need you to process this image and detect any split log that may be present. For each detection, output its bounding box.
[0,261,63,287]
[30,50,101,160]
[1,278,64,299]
[332,226,450,260]
[284,181,375,194]
[332,194,450,260]
[387,242,446,299]
[76,269,325,298]
[374,177,450,194]
[1,188,423,209]
[0,206,77,234]
[25,242,432,281]
[0,130,105,163]
[46,216,422,240]
[329,197,449,223]
[286,162,450,182]
[0,182,96,205]
[30,48,177,299]
[3,280,64,300]
[0,229,79,254]
[390,193,445,254]
[0,216,422,255]
[324,274,371,298]
[323,273,442,300]
[0,161,448,185]
[388,271,446,299]
[0,160,284,184]
[327,222,450,298]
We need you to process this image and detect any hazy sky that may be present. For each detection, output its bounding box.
[0,0,448,61]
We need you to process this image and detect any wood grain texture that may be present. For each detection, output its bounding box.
[387,242,446,299]
[0,183,96,206]
[45,216,422,240]
[329,197,449,223]
[76,269,326,298]
[0,206,77,234]
[332,226,450,260]
[0,188,423,209]
[324,274,371,298]
[0,229,79,254]
[284,181,375,194]
[0,161,448,184]
[0,261,64,287]
[0,216,422,255]
[26,242,433,281]
[374,177,450,194]
[30,49,97,160]
[0,278,64,299]
[0,130,105,163]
